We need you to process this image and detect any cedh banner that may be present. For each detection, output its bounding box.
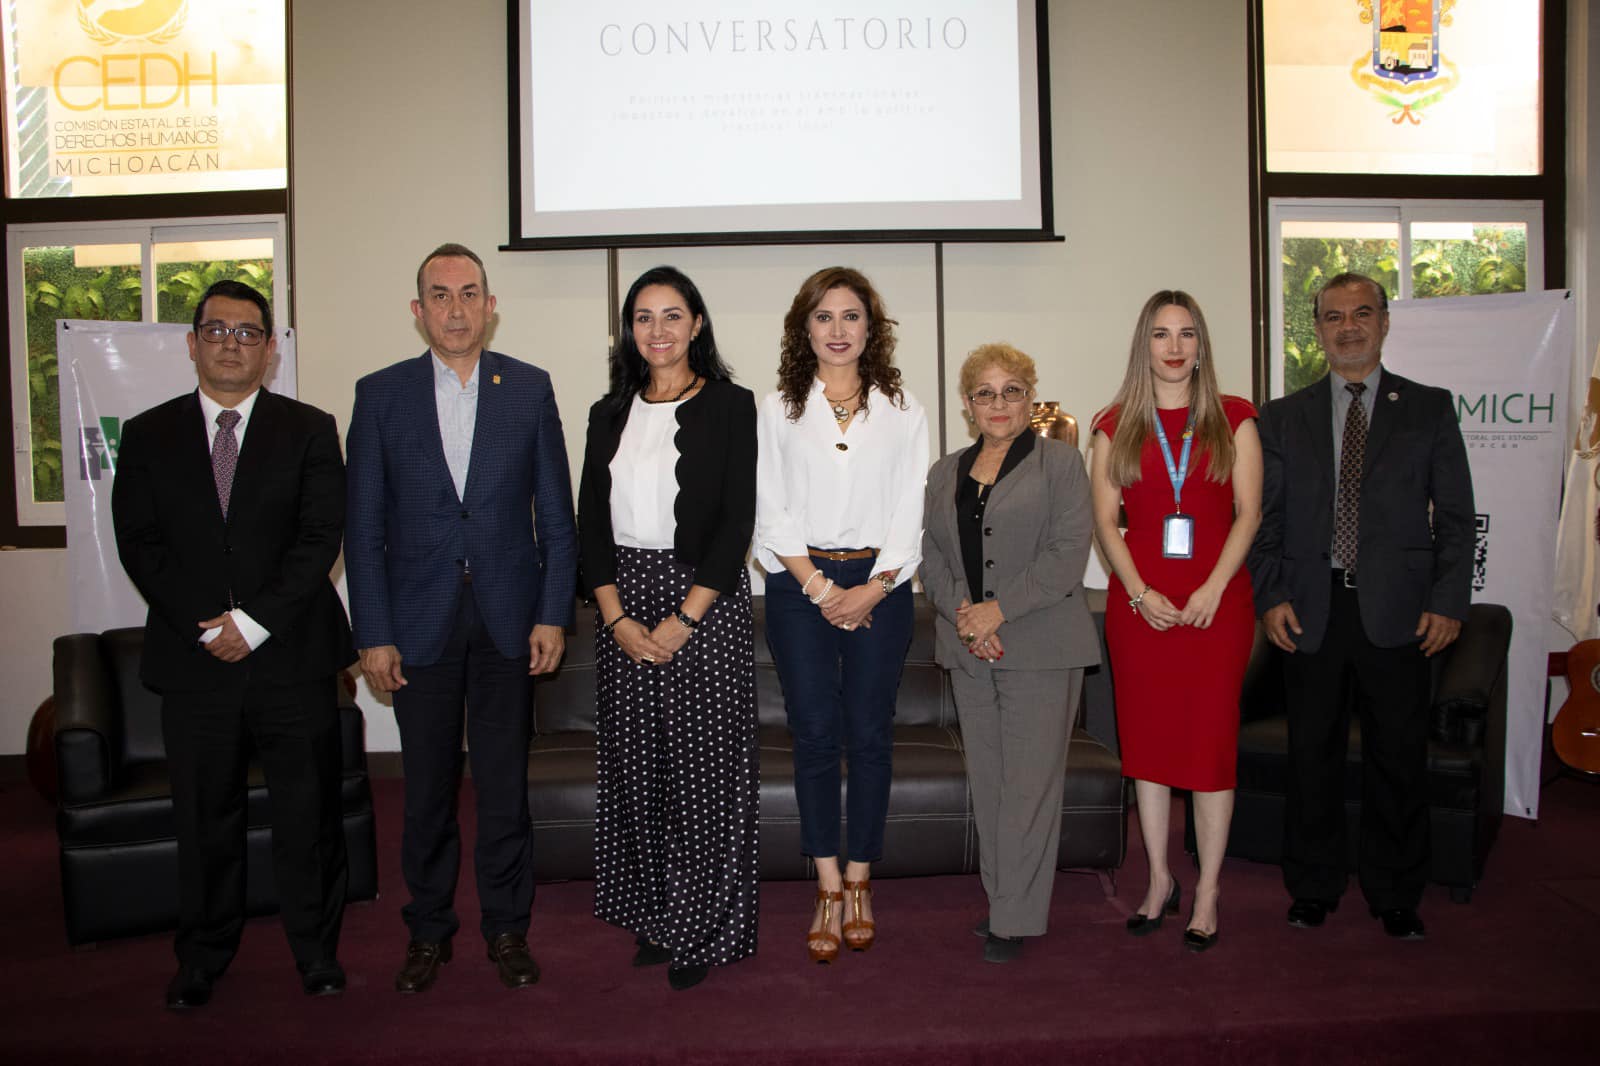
[56,319,297,632]
[1,1,285,197]
[1386,289,1574,819]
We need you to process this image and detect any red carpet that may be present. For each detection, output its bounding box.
[3,775,1597,1065]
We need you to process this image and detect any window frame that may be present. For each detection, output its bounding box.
[1247,0,1567,399]
[1267,198,1545,398]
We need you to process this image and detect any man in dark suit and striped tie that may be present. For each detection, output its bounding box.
[113,280,355,1008]
[1249,272,1475,942]
[345,243,578,993]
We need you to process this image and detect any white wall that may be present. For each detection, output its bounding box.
[1,0,1588,753]
[287,0,1250,749]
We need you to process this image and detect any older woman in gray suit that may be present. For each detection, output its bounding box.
[921,342,1101,963]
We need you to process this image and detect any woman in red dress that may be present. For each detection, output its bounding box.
[1090,291,1261,951]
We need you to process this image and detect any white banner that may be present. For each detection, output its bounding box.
[1553,339,1600,643]
[57,319,296,633]
[1385,290,1574,819]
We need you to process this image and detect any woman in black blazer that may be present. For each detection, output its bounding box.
[576,266,759,992]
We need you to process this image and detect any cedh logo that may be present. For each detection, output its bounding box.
[79,416,122,480]
[77,0,188,46]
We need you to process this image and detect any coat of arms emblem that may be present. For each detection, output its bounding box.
[1352,0,1458,124]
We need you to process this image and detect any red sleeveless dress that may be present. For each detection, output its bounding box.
[1096,397,1257,791]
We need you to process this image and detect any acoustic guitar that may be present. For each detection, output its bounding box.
[1553,640,1600,775]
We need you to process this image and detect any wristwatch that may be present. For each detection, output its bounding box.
[875,572,896,595]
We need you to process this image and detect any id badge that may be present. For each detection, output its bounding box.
[1162,513,1194,559]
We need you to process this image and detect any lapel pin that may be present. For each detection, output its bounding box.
[493,374,501,385]
[1388,391,1398,401]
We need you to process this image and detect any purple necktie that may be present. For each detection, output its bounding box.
[1334,382,1367,570]
[213,409,241,518]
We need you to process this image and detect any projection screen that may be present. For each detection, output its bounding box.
[508,1,1054,248]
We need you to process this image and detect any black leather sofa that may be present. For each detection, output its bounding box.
[52,628,380,945]
[528,595,1128,881]
[1182,602,1511,902]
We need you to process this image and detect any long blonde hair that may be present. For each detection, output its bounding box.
[1101,290,1234,489]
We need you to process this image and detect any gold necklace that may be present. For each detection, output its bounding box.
[822,388,858,424]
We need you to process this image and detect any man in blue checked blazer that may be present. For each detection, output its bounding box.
[345,243,577,994]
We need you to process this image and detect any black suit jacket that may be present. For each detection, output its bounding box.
[112,387,356,693]
[577,377,757,596]
[1248,368,1474,653]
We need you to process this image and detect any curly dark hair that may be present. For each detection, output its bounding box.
[776,266,904,421]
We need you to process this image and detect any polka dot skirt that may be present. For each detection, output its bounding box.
[593,545,761,968]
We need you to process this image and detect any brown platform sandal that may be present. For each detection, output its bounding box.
[808,888,844,964]
[843,879,876,952]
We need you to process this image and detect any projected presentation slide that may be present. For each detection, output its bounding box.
[513,1,1049,245]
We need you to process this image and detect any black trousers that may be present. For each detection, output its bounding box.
[1281,575,1433,911]
[162,677,347,977]
[392,579,534,944]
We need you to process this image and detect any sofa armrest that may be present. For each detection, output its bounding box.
[1437,604,1511,818]
[52,634,118,804]
[1433,603,1512,713]
[337,673,366,773]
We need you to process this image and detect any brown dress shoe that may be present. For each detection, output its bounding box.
[395,939,451,994]
[487,932,540,989]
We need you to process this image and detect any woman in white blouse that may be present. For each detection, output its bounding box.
[756,266,929,964]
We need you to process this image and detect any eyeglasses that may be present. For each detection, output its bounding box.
[968,385,1031,407]
[198,322,267,347]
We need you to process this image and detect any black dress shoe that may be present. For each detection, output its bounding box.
[1370,907,1426,940]
[487,932,540,989]
[299,960,346,996]
[395,939,451,994]
[632,935,672,967]
[972,917,990,939]
[983,933,1024,963]
[667,964,709,990]
[165,966,214,1010]
[1126,879,1181,937]
[1286,898,1338,928]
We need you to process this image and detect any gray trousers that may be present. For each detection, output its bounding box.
[950,665,1082,938]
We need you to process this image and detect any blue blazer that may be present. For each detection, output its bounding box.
[345,350,578,667]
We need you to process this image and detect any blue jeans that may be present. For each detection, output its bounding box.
[764,556,913,862]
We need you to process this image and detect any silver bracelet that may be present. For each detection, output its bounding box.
[1129,586,1152,614]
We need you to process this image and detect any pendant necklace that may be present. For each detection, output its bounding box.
[823,389,856,425]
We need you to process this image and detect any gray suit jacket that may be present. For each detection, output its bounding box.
[1247,367,1475,652]
[921,436,1102,675]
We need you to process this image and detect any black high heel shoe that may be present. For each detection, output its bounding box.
[1185,891,1221,952]
[1125,879,1180,937]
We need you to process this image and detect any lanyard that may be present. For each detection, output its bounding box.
[1152,408,1196,513]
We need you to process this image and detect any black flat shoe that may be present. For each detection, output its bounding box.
[1126,879,1180,937]
[1286,898,1338,928]
[983,933,1024,963]
[1369,907,1426,940]
[299,960,346,996]
[667,964,709,990]
[972,917,990,938]
[165,966,214,1010]
[632,936,672,967]
[1183,927,1219,953]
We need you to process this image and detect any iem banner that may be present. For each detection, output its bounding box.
[1385,290,1573,820]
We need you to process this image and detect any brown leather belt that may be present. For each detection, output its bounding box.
[808,547,878,561]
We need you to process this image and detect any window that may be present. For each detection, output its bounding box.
[1248,0,1565,395]
[7,217,284,526]
[1268,200,1541,395]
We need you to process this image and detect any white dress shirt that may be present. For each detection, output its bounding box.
[755,380,929,579]
[609,393,684,549]
[433,352,479,501]
[196,387,269,650]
